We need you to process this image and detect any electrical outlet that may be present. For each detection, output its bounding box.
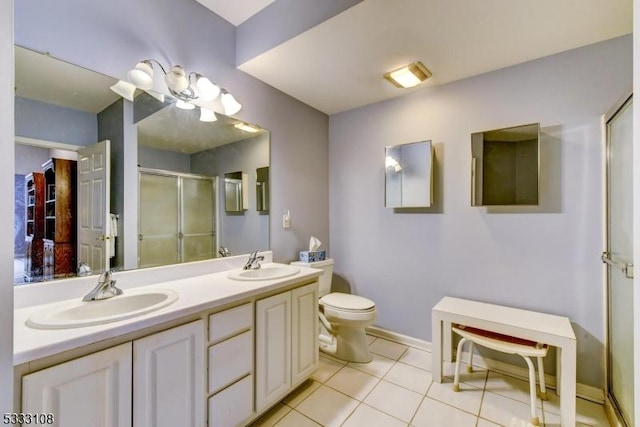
[282,210,291,229]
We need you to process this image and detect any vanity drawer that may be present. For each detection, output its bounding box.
[208,375,253,427]
[209,303,252,343]
[208,331,252,393]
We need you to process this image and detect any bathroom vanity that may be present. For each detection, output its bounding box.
[13,253,319,427]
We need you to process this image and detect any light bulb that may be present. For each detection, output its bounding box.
[221,91,242,115]
[127,60,154,90]
[196,75,220,101]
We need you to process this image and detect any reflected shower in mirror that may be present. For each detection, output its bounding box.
[385,140,434,208]
[471,123,540,206]
[13,45,270,285]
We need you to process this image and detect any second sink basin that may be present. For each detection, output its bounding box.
[228,265,300,281]
[26,288,179,329]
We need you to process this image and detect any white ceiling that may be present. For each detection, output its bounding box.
[193,0,275,25]
[209,0,633,115]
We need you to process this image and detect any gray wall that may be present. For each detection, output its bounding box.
[14,143,49,175]
[14,0,329,264]
[0,0,13,412]
[192,134,270,254]
[15,96,97,145]
[139,146,191,173]
[329,35,632,388]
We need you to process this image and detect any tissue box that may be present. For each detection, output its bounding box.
[299,250,326,262]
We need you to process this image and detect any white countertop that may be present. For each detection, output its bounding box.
[14,259,321,365]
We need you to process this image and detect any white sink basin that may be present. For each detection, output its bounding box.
[26,288,179,329]
[227,265,300,281]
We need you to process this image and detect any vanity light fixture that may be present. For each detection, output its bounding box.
[383,61,432,88]
[234,122,260,133]
[110,59,242,118]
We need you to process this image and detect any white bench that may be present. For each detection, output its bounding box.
[432,297,577,426]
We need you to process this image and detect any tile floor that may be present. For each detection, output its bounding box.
[251,335,610,427]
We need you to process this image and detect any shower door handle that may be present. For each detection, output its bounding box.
[601,252,634,279]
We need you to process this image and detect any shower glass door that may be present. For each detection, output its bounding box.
[605,95,633,426]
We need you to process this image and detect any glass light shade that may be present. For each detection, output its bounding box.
[110,80,137,102]
[199,108,217,122]
[127,61,154,90]
[196,75,220,101]
[221,91,242,115]
[388,67,421,88]
[165,65,189,93]
[175,99,195,110]
[383,61,432,89]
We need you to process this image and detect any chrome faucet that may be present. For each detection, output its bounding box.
[82,270,123,301]
[243,251,264,270]
[218,246,231,257]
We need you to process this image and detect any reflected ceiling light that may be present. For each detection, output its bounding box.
[175,99,196,110]
[200,108,217,122]
[221,90,242,116]
[383,61,432,88]
[111,59,242,116]
[110,80,137,102]
[385,155,402,172]
[234,122,260,133]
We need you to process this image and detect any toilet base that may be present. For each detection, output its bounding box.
[328,324,372,363]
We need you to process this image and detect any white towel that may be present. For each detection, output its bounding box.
[109,214,118,258]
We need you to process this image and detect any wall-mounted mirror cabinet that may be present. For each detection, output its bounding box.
[256,166,269,212]
[385,140,434,208]
[471,123,539,206]
[224,171,248,212]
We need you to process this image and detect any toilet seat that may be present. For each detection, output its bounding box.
[320,293,376,312]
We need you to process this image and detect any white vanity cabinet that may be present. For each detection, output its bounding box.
[134,320,205,427]
[255,282,319,413]
[21,321,205,427]
[22,343,133,427]
[207,303,254,427]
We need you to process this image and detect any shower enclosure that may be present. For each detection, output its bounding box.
[138,169,217,268]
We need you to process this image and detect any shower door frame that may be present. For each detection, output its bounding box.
[603,92,634,427]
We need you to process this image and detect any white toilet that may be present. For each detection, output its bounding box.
[291,259,377,363]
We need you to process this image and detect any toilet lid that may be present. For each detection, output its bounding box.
[320,293,375,311]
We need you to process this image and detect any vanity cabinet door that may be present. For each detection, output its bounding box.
[255,292,291,412]
[22,343,132,427]
[291,282,319,386]
[133,320,205,427]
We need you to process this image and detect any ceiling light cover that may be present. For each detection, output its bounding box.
[127,60,154,90]
[221,90,242,115]
[165,65,189,93]
[175,99,196,110]
[196,75,221,101]
[384,61,432,88]
[199,108,217,122]
[110,80,137,102]
[234,122,259,133]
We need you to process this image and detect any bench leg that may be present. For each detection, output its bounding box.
[453,337,467,392]
[523,356,540,426]
[467,341,474,373]
[537,356,548,400]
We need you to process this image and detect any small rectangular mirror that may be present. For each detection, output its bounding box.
[256,166,269,212]
[385,140,433,208]
[471,123,539,206]
[224,171,247,212]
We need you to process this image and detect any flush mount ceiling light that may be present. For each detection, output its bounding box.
[234,122,260,133]
[110,59,242,119]
[383,61,432,89]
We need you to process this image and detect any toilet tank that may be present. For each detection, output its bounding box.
[290,259,334,296]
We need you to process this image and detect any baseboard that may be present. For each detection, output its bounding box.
[366,325,605,404]
[366,326,431,352]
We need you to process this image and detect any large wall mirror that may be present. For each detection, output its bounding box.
[471,123,539,206]
[13,45,270,285]
[385,140,434,208]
